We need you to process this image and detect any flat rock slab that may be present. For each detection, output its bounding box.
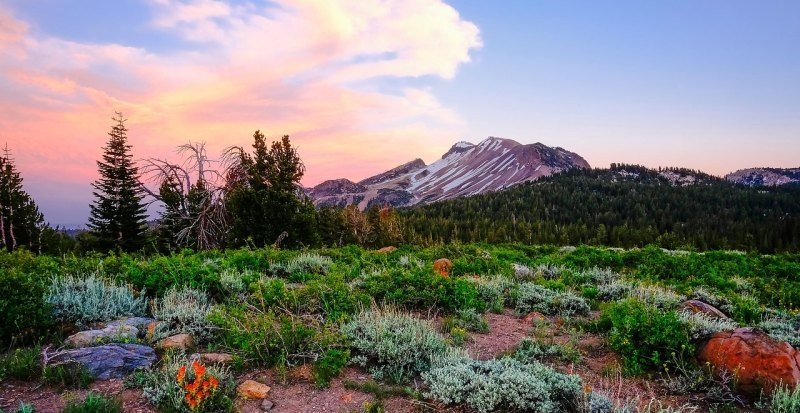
[48,344,156,380]
[65,325,138,348]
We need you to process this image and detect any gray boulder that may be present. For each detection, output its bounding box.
[65,324,138,348]
[48,344,156,380]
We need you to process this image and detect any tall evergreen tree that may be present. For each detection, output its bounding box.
[226,132,318,247]
[88,113,148,252]
[0,145,44,252]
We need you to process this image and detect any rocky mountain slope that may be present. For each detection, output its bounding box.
[725,167,800,187]
[309,137,589,208]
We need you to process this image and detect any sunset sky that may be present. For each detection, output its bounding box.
[1,0,799,226]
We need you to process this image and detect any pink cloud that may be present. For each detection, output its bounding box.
[0,1,481,223]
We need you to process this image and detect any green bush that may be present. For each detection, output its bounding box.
[342,306,460,383]
[46,273,148,327]
[61,393,122,413]
[514,283,590,317]
[442,308,489,333]
[133,355,235,413]
[152,287,214,342]
[0,269,54,346]
[0,347,41,381]
[209,305,340,367]
[312,348,350,388]
[602,298,694,375]
[42,362,93,389]
[360,267,484,312]
[423,357,582,413]
[770,385,800,413]
[514,338,580,364]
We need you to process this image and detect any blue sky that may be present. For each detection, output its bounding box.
[1,0,799,226]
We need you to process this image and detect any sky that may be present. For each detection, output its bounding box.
[1,1,799,227]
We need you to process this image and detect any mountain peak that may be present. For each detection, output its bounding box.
[310,137,589,209]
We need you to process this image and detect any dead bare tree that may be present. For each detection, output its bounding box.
[141,142,229,250]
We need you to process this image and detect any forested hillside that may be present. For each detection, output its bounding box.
[402,164,800,252]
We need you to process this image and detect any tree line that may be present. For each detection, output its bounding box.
[2,115,800,254]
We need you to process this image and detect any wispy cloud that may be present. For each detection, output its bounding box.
[0,0,481,224]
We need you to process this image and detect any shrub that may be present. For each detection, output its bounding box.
[342,306,460,383]
[602,299,694,375]
[46,273,148,327]
[360,267,484,312]
[0,347,41,381]
[218,269,250,298]
[596,280,632,301]
[690,287,734,315]
[514,338,580,364]
[515,283,590,317]
[61,393,122,413]
[471,276,514,313]
[209,305,339,367]
[1,403,36,413]
[312,348,350,388]
[770,385,800,413]
[135,356,235,413]
[586,391,614,413]
[677,311,738,342]
[442,308,489,333]
[295,276,370,321]
[0,269,53,346]
[423,357,582,413]
[284,253,333,277]
[42,362,93,389]
[151,287,214,342]
[758,313,800,347]
[628,285,685,310]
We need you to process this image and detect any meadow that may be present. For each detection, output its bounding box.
[2,244,800,412]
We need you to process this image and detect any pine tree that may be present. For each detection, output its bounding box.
[88,113,148,252]
[0,144,44,252]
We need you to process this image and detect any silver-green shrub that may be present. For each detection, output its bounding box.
[423,357,582,413]
[135,354,235,411]
[629,285,685,310]
[677,311,738,341]
[586,391,614,413]
[770,385,800,413]
[597,280,632,301]
[219,268,249,297]
[471,275,515,313]
[534,263,568,280]
[46,273,148,327]
[515,283,589,316]
[151,287,214,342]
[759,313,800,347]
[341,306,460,382]
[581,267,621,285]
[284,252,333,275]
[690,287,734,315]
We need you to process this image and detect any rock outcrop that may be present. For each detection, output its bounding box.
[47,344,157,380]
[698,328,800,395]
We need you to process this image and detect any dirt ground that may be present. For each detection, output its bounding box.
[0,311,695,413]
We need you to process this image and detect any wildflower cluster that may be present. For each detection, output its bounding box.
[176,361,219,411]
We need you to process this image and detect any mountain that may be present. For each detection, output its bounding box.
[401,164,800,252]
[725,168,800,187]
[309,137,589,208]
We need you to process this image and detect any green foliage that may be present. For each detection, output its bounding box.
[514,282,590,317]
[42,362,93,389]
[402,164,800,252]
[769,385,800,413]
[515,338,581,364]
[677,311,739,342]
[88,113,148,252]
[209,304,340,367]
[132,355,235,413]
[61,393,122,413]
[151,287,214,342]
[342,307,460,383]
[0,347,41,381]
[0,145,44,253]
[0,267,53,346]
[602,299,694,375]
[2,403,36,413]
[226,132,318,248]
[360,266,484,312]
[46,273,148,327]
[442,308,489,333]
[423,357,582,413]
[312,348,350,388]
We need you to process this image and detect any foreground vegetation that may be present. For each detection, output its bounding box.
[1,243,800,412]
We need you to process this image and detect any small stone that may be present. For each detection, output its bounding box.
[260,399,274,411]
[157,334,194,351]
[65,325,138,348]
[198,352,234,365]
[376,246,397,253]
[521,312,545,324]
[238,380,271,399]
